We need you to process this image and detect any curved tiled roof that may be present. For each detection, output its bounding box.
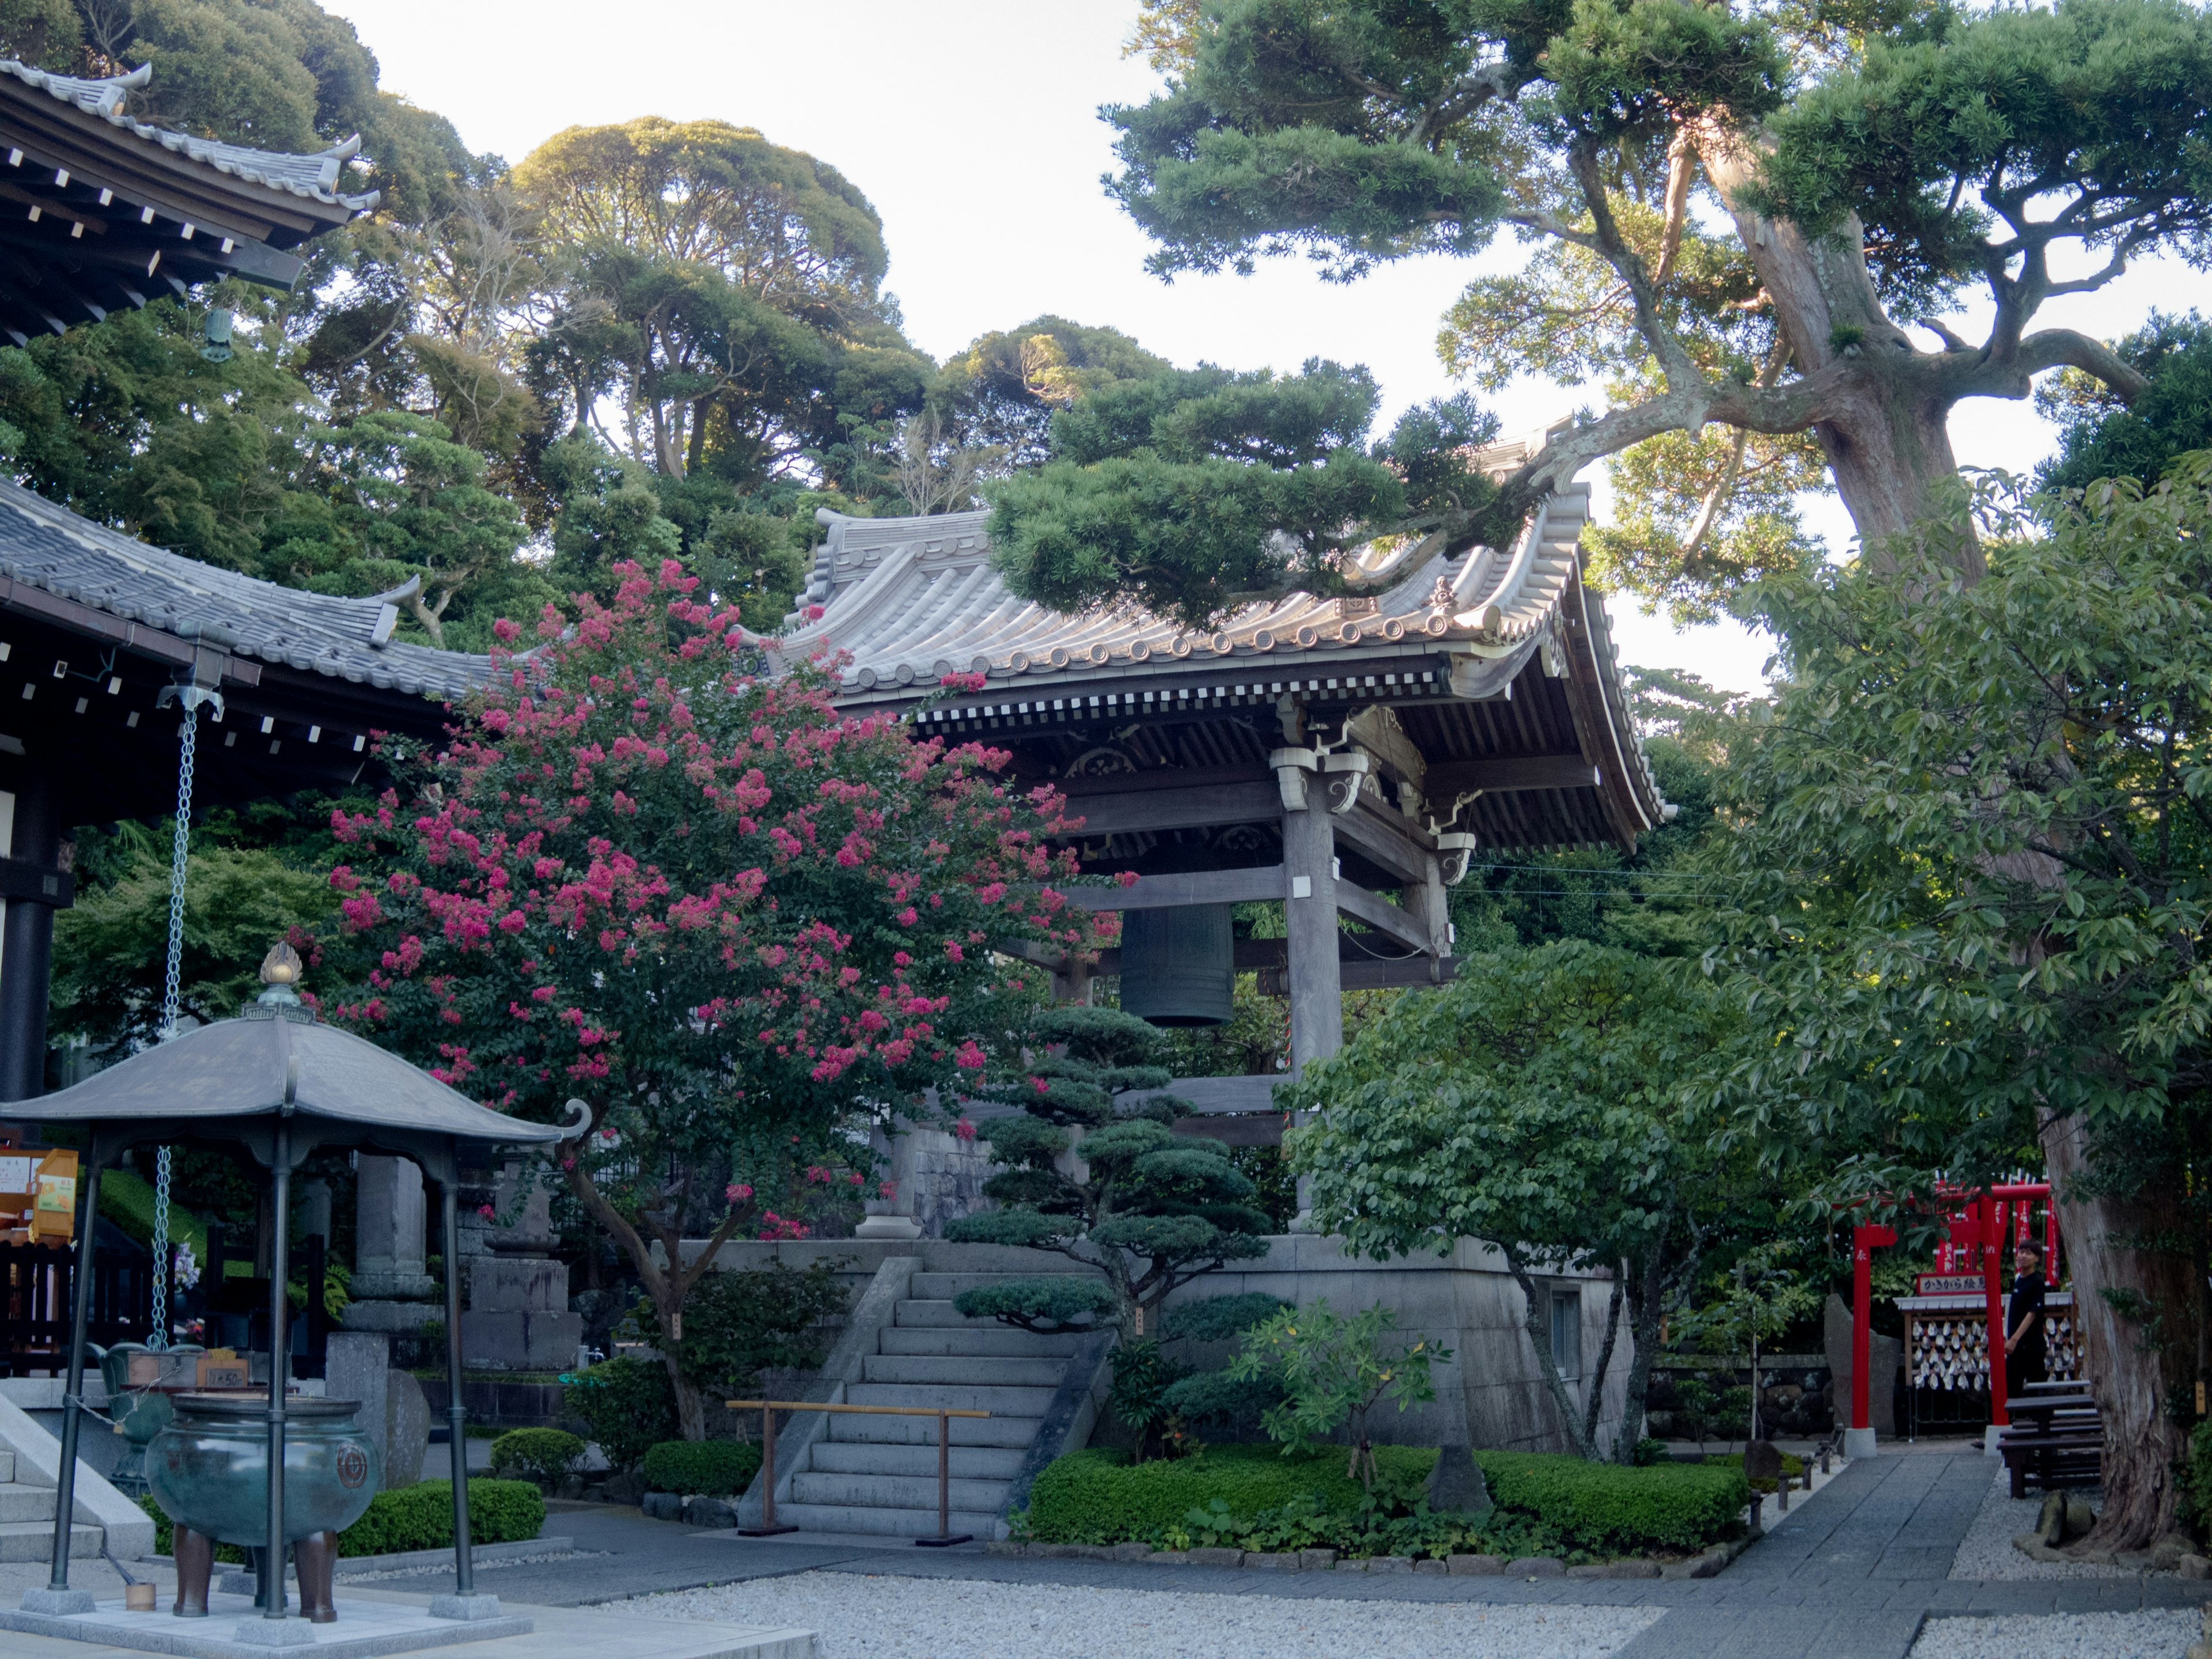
[783,487,1593,694]
[0,60,380,212]
[0,478,486,699]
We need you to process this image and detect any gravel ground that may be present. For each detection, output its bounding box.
[629,1570,1667,1659]
[1948,1463,2143,1581]
[1909,1609,2200,1658]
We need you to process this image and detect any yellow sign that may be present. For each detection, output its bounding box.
[31,1149,77,1244]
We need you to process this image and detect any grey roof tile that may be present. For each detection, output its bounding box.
[0,60,381,212]
[0,476,486,700]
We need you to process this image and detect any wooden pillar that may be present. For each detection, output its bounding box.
[0,770,60,1103]
[1403,851,1451,976]
[1282,798,1342,1073]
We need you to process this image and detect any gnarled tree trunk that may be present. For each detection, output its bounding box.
[2041,1111,2198,1551]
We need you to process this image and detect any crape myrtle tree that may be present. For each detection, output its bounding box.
[987,0,2212,632]
[323,562,1101,1437]
[1707,459,2212,1549]
[1285,939,1752,1461]
[948,1005,1271,1340]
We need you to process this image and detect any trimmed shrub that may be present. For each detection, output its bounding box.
[953,1276,1115,1333]
[1162,1294,1291,1343]
[641,1438,763,1497]
[1027,1444,1435,1544]
[1475,1453,1747,1551]
[144,1480,545,1561]
[1025,1444,1747,1555]
[335,1479,546,1557]
[488,1427,586,1487]
[563,1355,676,1472]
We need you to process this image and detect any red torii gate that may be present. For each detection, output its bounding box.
[1848,1181,2058,1455]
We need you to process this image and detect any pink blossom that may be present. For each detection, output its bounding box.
[878,1180,897,1199]
[953,1118,977,1141]
[477,1204,495,1219]
[725,1183,753,1203]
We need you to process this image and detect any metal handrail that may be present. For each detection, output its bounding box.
[725,1398,991,1546]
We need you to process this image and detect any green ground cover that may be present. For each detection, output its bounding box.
[1022,1444,1748,1561]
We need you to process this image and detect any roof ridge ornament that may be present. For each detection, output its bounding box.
[257,940,305,1006]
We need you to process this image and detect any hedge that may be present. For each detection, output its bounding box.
[1025,1445,1748,1554]
[641,1439,763,1497]
[140,1479,546,1562]
[1471,1453,1747,1552]
[1027,1445,1434,1544]
[488,1428,586,1487]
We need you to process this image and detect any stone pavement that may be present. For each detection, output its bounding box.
[218,1448,2212,1658]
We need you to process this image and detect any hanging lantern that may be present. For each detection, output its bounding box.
[1118,904,1233,1027]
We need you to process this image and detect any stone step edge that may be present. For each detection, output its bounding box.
[983,1540,1724,1578]
[147,1535,573,1578]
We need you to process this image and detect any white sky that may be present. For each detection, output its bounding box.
[324,0,2203,694]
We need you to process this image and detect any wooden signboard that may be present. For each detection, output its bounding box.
[1915,1273,1985,1296]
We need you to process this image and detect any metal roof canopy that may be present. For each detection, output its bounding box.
[21,958,578,1630]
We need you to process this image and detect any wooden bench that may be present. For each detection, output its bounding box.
[1999,1389,2101,1498]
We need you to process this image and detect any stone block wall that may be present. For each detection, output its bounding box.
[684,1235,1633,1458]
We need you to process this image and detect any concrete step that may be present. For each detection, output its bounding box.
[827,1412,1039,1450]
[766,1500,1005,1540]
[791,1471,1012,1513]
[0,1520,101,1562]
[808,1442,1028,1481]
[0,1451,15,1482]
[911,1272,1099,1301]
[859,1354,1067,1388]
[844,1382,1058,1418]
[892,1299,1001,1330]
[880,1327,1082,1358]
[0,1483,55,1522]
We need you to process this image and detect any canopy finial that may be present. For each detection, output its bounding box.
[257,941,304,1004]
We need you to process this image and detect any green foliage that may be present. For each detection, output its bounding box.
[986,362,1499,630]
[951,1276,1117,1334]
[1108,1339,1194,1461]
[1285,939,1754,1460]
[1023,1444,1746,1556]
[2184,1419,2212,1532]
[333,1479,546,1557]
[562,1357,676,1474]
[1224,1301,1446,1488]
[2039,312,2212,495]
[641,1439,763,1497]
[1474,1452,1747,1552]
[145,1478,552,1563]
[1162,1293,1291,1343]
[487,1429,586,1488]
[624,1261,851,1401]
[949,1006,1269,1336]
[50,843,336,1051]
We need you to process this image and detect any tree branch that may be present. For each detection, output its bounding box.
[1651,130,1698,289]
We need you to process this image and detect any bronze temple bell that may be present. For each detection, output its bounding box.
[1117,905,1234,1027]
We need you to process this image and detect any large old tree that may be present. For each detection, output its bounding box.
[1042,0,2212,1550]
[994,0,2212,625]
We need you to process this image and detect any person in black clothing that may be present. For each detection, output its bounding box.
[2004,1241,2050,1403]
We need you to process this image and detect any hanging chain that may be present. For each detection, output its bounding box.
[148,701,201,1352]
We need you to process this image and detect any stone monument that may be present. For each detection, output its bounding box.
[343,1154,440,1336]
[460,1163,584,1370]
[324,1330,429,1487]
[1824,1292,1902,1446]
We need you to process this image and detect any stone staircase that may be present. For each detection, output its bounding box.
[0,1445,102,1562]
[772,1271,1084,1538]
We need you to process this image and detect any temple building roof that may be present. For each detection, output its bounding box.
[0,60,380,339]
[0,476,487,700]
[779,484,1666,853]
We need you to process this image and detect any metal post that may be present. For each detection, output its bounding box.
[45,1154,102,1592]
[938,1408,949,1539]
[440,1179,472,1596]
[262,1117,291,1619]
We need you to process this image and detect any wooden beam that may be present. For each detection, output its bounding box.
[1057,779,1281,838]
[1332,798,1433,886]
[1257,955,1465,993]
[1059,865,1287,911]
[1426,753,1600,796]
[1334,878,1433,955]
[1053,763,1273,799]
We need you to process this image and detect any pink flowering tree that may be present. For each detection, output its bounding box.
[325,559,1100,1437]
